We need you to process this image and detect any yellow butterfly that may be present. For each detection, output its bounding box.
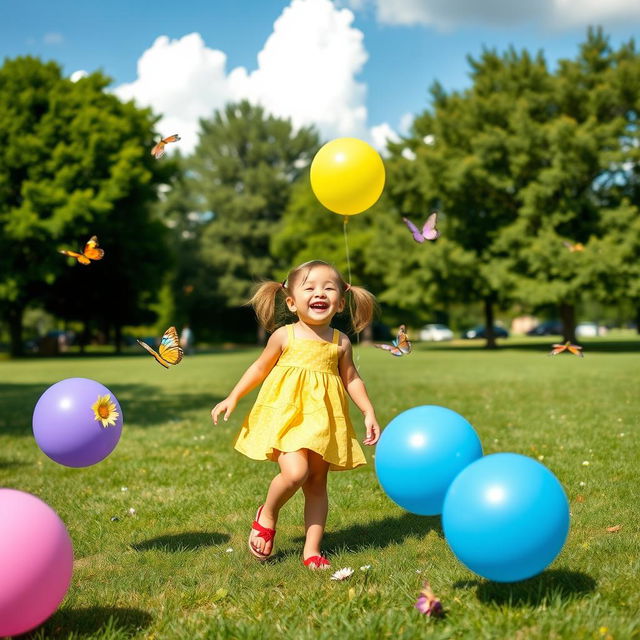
[151,134,181,159]
[563,241,585,252]
[549,341,584,357]
[137,326,184,368]
[59,235,104,265]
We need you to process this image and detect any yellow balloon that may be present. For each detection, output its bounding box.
[310,137,385,216]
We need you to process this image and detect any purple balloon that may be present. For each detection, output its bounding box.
[32,378,123,467]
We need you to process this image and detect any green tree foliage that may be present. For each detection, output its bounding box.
[378,47,552,346]
[379,29,640,345]
[186,101,319,340]
[0,56,173,355]
[494,30,640,341]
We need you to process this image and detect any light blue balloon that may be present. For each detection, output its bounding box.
[442,453,570,582]
[375,405,483,515]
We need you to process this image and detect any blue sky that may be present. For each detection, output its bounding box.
[3,0,640,152]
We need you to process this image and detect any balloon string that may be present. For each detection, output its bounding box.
[343,216,361,371]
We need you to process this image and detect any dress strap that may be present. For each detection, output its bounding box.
[332,328,340,344]
[287,324,295,342]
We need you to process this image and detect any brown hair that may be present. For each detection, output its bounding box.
[248,260,377,333]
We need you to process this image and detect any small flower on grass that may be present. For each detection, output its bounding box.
[121,487,128,492]
[330,567,354,581]
[360,565,371,571]
[579,481,586,487]
[225,547,234,553]
[128,508,136,516]
[582,460,590,466]
[415,580,443,617]
[91,394,119,428]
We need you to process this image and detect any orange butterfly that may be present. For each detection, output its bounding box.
[375,325,412,357]
[549,341,584,357]
[137,326,184,368]
[563,241,585,252]
[151,134,181,159]
[59,236,104,265]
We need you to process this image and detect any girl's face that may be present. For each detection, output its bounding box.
[286,265,345,325]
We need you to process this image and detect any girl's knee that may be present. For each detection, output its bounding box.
[303,473,328,496]
[282,466,309,488]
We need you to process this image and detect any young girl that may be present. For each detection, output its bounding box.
[211,260,380,569]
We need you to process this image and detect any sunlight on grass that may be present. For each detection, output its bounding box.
[1,338,639,639]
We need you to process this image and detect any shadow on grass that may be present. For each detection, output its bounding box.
[453,568,596,606]
[131,530,230,552]
[0,382,221,436]
[291,511,442,554]
[0,457,29,469]
[26,606,153,639]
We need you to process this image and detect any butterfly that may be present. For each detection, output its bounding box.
[414,580,443,617]
[151,134,181,159]
[374,325,412,357]
[59,235,104,265]
[549,341,584,357]
[137,326,184,368]
[563,241,585,252]
[403,212,440,243]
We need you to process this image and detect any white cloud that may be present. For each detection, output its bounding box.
[114,33,232,153]
[114,0,370,154]
[355,0,640,29]
[370,122,400,154]
[70,70,88,83]
[43,32,64,45]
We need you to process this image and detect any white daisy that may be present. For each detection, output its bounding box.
[330,567,354,581]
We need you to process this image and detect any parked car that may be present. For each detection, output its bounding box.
[462,325,509,339]
[419,324,454,342]
[526,321,563,336]
[575,322,604,338]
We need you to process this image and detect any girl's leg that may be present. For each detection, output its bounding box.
[250,449,309,556]
[301,451,330,563]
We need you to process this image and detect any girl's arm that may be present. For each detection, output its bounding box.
[211,327,286,424]
[338,335,380,445]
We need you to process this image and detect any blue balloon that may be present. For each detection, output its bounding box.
[375,405,483,515]
[442,453,570,582]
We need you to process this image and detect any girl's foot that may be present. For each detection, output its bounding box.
[248,505,276,559]
[303,552,330,569]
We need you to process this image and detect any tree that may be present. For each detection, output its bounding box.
[493,30,640,342]
[382,47,552,347]
[187,101,320,340]
[0,56,173,355]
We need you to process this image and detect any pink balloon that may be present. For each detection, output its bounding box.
[0,489,74,636]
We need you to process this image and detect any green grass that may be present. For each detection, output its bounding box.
[1,336,639,639]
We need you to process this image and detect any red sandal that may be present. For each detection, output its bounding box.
[303,554,331,569]
[248,505,276,560]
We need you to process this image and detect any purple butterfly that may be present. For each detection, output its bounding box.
[403,212,440,243]
[414,580,443,617]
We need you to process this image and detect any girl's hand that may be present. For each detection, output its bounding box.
[211,397,237,425]
[363,413,380,446]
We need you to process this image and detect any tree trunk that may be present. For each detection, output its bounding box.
[257,324,266,346]
[114,323,123,353]
[560,302,577,343]
[7,305,25,358]
[360,323,373,344]
[483,296,497,349]
[636,307,640,335]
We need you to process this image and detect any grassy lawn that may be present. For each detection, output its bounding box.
[1,336,639,639]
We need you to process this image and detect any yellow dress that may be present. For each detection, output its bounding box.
[234,324,367,471]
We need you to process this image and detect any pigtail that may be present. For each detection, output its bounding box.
[248,281,285,333]
[346,284,378,334]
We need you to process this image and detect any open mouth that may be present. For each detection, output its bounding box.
[310,302,329,311]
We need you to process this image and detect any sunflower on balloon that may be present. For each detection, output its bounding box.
[91,394,120,428]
